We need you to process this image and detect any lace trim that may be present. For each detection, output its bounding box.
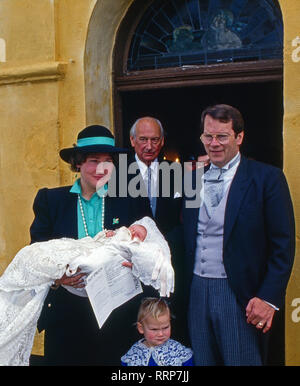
[121,339,193,366]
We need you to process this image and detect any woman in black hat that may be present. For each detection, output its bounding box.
[30,125,149,365]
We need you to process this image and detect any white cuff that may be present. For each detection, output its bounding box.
[263,300,279,311]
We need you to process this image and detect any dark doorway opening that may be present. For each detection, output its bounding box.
[120,79,285,365]
[121,80,283,169]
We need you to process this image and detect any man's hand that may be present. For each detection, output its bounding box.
[245,297,275,333]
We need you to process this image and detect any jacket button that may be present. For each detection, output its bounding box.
[48,303,52,308]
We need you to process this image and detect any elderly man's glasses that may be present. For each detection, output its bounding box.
[137,137,161,145]
[200,133,233,145]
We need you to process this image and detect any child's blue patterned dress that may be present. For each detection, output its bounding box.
[121,338,194,366]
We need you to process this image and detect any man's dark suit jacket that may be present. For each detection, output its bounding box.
[30,186,151,365]
[125,153,189,343]
[125,153,182,236]
[182,155,295,310]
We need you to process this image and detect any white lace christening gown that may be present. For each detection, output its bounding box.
[0,216,174,366]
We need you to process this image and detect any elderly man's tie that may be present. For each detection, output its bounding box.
[147,166,156,216]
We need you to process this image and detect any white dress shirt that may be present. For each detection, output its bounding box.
[208,151,241,194]
[135,154,158,198]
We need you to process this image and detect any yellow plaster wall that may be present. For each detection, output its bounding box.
[0,0,60,273]
[0,0,56,65]
[0,0,98,274]
[0,0,97,355]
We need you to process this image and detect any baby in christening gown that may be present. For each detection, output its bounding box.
[0,217,174,366]
[64,216,174,298]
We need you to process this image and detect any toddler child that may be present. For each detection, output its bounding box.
[121,297,194,366]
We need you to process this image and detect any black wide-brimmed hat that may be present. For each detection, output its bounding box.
[59,125,128,163]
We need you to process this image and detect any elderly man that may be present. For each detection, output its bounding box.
[128,116,187,343]
[128,116,181,235]
[182,104,295,365]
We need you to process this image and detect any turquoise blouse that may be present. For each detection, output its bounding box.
[70,179,107,239]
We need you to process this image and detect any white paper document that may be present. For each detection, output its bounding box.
[85,255,143,328]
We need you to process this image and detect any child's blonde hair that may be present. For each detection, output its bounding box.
[137,297,170,324]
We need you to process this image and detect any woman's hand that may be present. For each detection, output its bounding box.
[105,230,116,238]
[122,261,133,269]
[53,268,86,288]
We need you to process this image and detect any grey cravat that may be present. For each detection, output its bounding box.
[204,155,240,209]
[204,167,225,207]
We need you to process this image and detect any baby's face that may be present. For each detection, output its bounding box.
[128,225,147,241]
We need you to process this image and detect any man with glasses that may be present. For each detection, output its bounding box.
[182,104,295,365]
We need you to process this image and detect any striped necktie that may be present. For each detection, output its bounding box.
[147,166,156,216]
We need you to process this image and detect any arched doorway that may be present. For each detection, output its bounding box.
[113,0,285,364]
[114,0,283,167]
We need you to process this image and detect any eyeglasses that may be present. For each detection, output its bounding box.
[137,137,161,145]
[200,133,233,144]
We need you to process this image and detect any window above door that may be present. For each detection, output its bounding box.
[127,0,283,71]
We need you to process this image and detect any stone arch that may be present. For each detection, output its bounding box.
[84,0,134,132]
[0,38,6,62]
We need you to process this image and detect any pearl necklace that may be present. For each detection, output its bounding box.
[78,194,105,237]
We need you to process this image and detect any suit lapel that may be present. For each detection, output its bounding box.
[223,156,252,247]
[104,195,110,229]
[183,168,201,246]
[59,190,78,239]
[192,163,208,229]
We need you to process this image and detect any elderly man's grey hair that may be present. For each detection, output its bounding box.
[130,117,165,139]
